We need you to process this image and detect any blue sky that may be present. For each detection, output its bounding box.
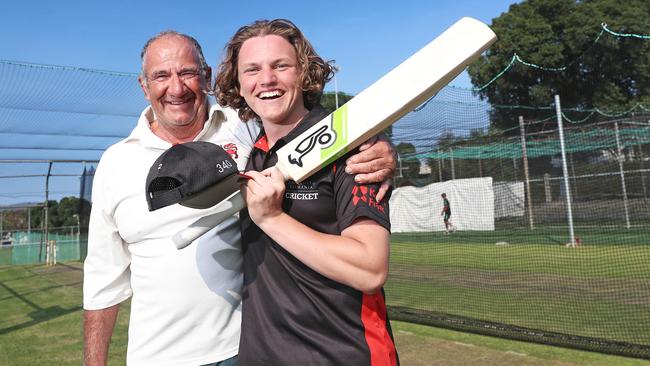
[0,0,517,206]
[1,0,516,93]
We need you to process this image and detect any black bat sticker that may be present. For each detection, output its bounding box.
[287,123,337,167]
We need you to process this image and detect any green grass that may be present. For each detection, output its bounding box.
[392,321,650,366]
[0,263,129,365]
[386,229,650,355]
[392,225,650,247]
[389,241,650,277]
[0,247,11,265]
[1,262,648,365]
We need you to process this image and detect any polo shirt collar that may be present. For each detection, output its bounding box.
[253,105,329,153]
[124,102,223,149]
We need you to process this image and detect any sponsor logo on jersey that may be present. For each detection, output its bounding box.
[352,186,386,213]
[223,143,239,159]
[285,181,319,201]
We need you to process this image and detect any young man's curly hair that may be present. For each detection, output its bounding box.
[214,19,334,122]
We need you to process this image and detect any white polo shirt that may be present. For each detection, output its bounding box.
[83,104,258,366]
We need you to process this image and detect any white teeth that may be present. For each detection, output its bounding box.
[259,90,282,99]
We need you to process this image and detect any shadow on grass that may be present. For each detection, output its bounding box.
[0,267,82,335]
[0,305,81,335]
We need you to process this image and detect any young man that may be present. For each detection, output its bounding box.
[83,30,396,366]
[215,19,398,365]
[441,193,455,234]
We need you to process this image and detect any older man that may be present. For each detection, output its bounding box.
[82,31,395,366]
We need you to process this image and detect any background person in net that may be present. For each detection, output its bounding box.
[441,193,456,234]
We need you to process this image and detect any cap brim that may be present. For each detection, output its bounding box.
[180,173,245,209]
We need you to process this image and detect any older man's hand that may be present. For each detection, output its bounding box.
[345,135,396,202]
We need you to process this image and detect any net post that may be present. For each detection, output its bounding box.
[450,147,456,180]
[636,135,648,201]
[614,123,631,229]
[519,116,534,230]
[438,149,443,182]
[554,95,576,246]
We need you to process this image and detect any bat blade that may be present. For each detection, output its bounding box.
[173,17,496,249]
[275,17,496,182]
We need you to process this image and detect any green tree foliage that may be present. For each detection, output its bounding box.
[435,132,474,181]
[48,197,89,228]
[468,0,650,130]
[395,142,421,186]
[320,91,354,114]
[2,197,91,231]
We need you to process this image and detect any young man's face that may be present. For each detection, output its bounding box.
[237,34,308,126]
[138,36,210,132]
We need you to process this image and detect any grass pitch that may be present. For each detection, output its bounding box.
[386,227,650,354]
[0,254,648,365]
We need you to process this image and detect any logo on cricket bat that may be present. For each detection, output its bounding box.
[287,104,349,168]
[287,124,336,167]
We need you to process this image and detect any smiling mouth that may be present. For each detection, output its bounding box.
[165,98,193,106]
[258,90,284,100]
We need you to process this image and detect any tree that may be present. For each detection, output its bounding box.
[395,142,421,186]
[319,91,354,114]
[468,0,650,130]
[26,197,90,230]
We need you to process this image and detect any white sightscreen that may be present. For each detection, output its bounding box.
[389,177,495,233]
[493,181,525,218]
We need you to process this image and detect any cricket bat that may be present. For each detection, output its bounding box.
[172,17,496,249]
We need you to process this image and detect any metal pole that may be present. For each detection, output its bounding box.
[554,95,576,246]
[615,123,631,229]
[635,136,648,201]
[40,161,53,263]
[519,116,534,229]
[75,214,80,247]
[438,151,443,182]
[570,152,578,201]
[544,173,552,203]
[450,148,455,180]
[333,65,340,109]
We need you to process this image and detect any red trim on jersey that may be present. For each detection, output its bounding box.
[254,135,270,152]
[361,293,398,366]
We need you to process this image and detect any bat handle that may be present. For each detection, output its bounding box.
[172,191,246,249]
[272,162,292,182]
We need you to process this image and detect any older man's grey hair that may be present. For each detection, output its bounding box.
[140,30,209,83]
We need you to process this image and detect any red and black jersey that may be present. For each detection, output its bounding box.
[239,105,398,366]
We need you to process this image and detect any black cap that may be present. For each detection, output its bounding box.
[146,141,243,211]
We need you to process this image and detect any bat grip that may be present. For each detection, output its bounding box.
[172,191,246,249]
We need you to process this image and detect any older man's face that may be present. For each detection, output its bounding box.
[139,36,210,133]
